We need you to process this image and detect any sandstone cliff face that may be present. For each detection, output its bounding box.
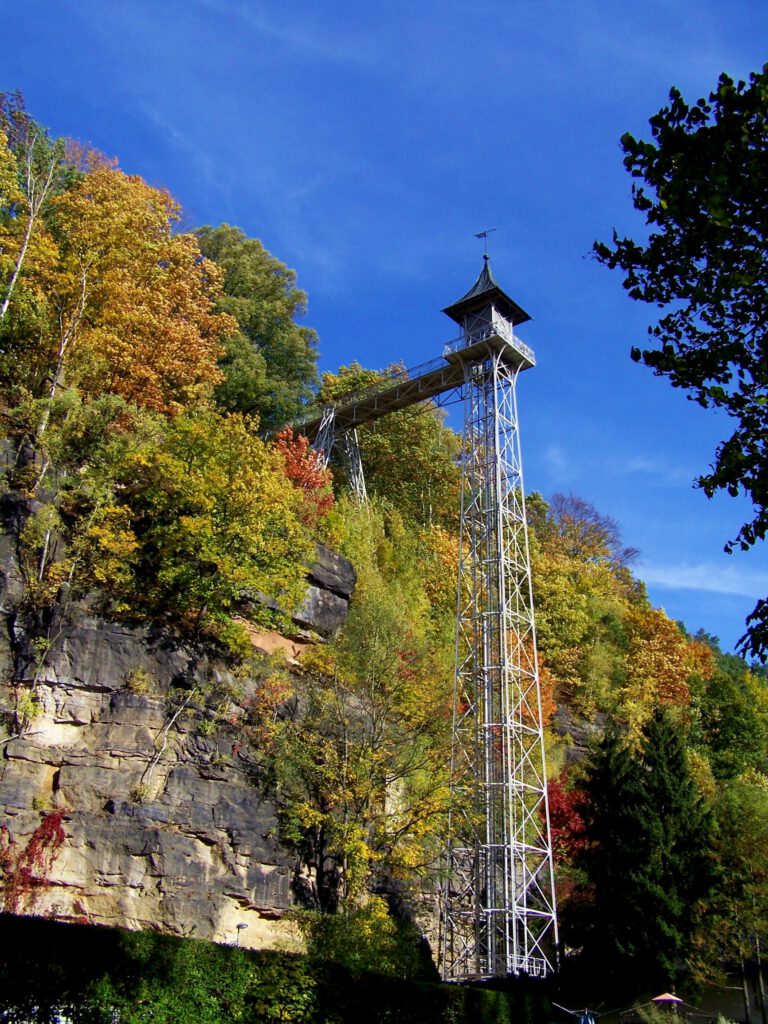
[0,535,355,950]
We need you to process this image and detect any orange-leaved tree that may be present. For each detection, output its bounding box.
[620,608,705,739]
[46,160,235,416]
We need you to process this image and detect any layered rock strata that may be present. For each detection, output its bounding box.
[0,537,355,949]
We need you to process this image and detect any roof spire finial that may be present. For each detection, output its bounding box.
[474,227,496,258]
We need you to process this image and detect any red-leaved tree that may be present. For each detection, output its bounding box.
[275,427,334,526]
[548,773,588,865]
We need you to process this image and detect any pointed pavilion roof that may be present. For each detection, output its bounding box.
[442,255,532,327]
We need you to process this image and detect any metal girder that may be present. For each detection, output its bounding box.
[313,405,337,468]
[439,346,558,981]
[341,428,367,504]
[311,406,367,504]
[294,328,534,442]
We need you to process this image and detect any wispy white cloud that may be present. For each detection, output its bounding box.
[543,445,580,484]
[622,456,693,487]
[639,561,768,599]
[195,0,382,69]
[131,103,220,193]
[542,447,691,491]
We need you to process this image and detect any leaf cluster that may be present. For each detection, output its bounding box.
[594,65,768,659]
[195,224,319,431]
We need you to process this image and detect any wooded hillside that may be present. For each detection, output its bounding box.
[0,94,766,1010]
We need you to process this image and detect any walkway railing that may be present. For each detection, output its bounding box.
[293,326,535,435]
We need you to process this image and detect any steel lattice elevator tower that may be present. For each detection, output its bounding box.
[291,256,558,980]
[439,258,558,980]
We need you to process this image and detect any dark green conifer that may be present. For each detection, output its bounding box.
[573,710,714,995]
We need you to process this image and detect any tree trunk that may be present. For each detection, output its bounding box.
[0,137,59,323]
[756,935,767,1024]
[0,212,34,322]
[741,953,753,1024]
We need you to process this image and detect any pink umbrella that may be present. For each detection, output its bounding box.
[652,995,684,1005]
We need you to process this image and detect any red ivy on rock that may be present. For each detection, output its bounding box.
[0,810,66,913]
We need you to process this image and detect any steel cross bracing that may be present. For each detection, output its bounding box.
[296,320,557,981]
[439,346,558,981]
[311,406,368,503]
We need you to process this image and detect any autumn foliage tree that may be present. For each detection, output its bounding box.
[619,607,695,736]
[0,93,67,332]
[47,162,233,415]
[1,97,767,995]
[0,121,234,423]
[110,410,311,646]
[275,426,334,526]
[252,499,453,912]
[0,102,313,657]
[547,773,588,865]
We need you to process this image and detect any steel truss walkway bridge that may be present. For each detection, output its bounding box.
[294,258,559,982]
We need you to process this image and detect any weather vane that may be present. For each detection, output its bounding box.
[474,227,496,256]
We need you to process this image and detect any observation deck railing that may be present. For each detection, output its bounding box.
[443,319,536,366]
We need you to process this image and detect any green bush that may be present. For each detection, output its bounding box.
[0,915,550,1024]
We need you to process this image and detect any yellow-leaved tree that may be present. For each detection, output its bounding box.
[250,499,454,912]
[0,94,64,332]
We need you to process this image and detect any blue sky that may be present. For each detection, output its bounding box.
[6,0,768,652]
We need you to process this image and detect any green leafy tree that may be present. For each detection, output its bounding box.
[11,399,311,655]
[115,408,311,646]
[295,896,423,980]
[83,930,256,1024]
[572,710,715,996]
[195,224,318,430]
[691,774,768,988]
[594,65,768,660]
[689,644,768,780]
[255,500,453,912]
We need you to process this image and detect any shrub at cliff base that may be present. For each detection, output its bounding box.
[0,915,550,1024]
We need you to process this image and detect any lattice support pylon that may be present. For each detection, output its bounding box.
[439,347,558,981]
[313,405,337,469]
[312,405,367,504]
[340,428,367,504]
